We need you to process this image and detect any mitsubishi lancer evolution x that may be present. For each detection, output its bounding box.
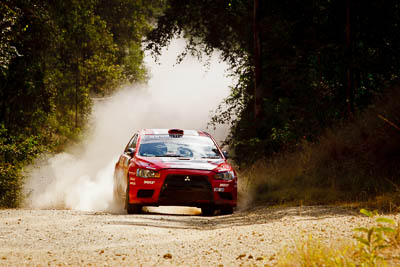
[113,129,237,215]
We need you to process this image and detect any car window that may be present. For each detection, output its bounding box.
[124,134,138,152]
[138,135,222,158]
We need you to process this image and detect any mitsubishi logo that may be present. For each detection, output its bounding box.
[184,176,191,182]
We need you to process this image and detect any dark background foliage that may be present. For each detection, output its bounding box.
[146,0,400,165]
[0,0,164,207]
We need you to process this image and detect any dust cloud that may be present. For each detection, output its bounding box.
[24,39,232,213]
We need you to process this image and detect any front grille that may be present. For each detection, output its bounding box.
[218,192,233,200]
[159,175,213,204]
[137,189,154,198]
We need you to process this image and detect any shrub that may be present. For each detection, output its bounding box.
[0,125,42,208]
[278,209,400,266]
[241,86,400,208]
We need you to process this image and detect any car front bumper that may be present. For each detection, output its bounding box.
[128,168,237,207]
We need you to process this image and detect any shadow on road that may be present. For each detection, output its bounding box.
[101,205,360,230]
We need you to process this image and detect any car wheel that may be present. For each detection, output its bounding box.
[201,206,215,216]
[127,203,142,214]
[125,183,142,214]
[220,206,233,215]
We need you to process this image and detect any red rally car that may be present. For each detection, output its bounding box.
[113,129,237,215]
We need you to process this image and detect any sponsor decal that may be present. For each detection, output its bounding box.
[129,182,136,185]
[144,135,164,139]
[219,183,229,187]
[143,180,155,185]
[214,188,224,192]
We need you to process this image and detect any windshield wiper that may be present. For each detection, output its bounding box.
[201,156,221,159]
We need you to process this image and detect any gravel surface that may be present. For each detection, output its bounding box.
[0,206,398,266]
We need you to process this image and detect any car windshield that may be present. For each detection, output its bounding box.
[138,135,222,158]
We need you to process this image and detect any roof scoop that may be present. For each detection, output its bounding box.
[168,129,184,137]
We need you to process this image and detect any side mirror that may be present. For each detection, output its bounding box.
[222,151,229,159]
[127,148,136,157]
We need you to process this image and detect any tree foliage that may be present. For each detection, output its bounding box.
[0,0,164,207]
[146,0,400,166]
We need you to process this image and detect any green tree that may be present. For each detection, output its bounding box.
[0,0,163,207]
[0,3,21,75]
[146,0,400,165]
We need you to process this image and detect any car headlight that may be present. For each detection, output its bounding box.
[214,171,235,180]
[136,168,160,178]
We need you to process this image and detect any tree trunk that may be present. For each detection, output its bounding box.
[253,0,262,120]
[75,56,79,128]
[345,0,354,117]
[0,84,7,128]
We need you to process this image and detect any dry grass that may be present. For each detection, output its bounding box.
[278,236,357,267]
[240,87,400,210]
[278,236,400,267]
[278,210,400,267]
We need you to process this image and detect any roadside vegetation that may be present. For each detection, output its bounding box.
[0,0,164,207]
[241,86,400,210]
[278,209,400,266]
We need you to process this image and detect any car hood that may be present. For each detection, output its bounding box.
[135,157,227,172]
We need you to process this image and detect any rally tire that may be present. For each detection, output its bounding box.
[126,182,142,214]
[220,206,234,215]
[127,203,142,214]
[201,206,215,216]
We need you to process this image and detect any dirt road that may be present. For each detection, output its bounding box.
[0,206,391,266]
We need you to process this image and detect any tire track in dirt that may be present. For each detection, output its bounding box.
[0,206,396,266]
